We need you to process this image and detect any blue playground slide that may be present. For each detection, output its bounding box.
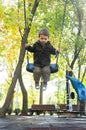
[66,76,86,101]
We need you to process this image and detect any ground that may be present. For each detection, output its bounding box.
[0,115,86,130]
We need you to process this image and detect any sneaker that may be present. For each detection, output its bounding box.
[35,82,39,89]
[42,82,47,90]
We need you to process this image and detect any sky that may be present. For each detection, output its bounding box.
[0,71,7,84]
[2,0,18,6]
[0,58,8,84]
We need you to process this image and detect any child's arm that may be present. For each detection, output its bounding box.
[50,45,60,55]
[55,49,60,55]
[25,43,35,52]
[25,43,29,48]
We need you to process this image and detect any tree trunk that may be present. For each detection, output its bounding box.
[0,41,25,117]
[18,73,28,115]
[0,0,40,117]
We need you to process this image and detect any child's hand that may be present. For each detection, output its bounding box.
[56,49,60,55]
[57,48,60,53]
[25,43,29,48]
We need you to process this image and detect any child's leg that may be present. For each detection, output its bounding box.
[41,65,50,83]
[33,66,41,84]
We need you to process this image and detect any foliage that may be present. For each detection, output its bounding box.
[14,108,21,115]
[0,0,86,109]
[0,93,3,100]
[28,84,39,107]
[6,108,12,115]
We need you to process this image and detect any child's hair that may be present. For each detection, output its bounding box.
[38,28,50,37]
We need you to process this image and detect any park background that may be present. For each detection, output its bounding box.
[0,0,86,117]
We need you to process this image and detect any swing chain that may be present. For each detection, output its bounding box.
[26,51,29,63]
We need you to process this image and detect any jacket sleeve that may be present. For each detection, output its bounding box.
[25,44,35,52]
[50,45,57,55]
[50,44,59,55]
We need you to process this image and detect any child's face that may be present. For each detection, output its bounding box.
[39,35,49,45]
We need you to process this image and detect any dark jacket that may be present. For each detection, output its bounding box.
[25,40,57,67]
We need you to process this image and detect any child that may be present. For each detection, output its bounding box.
[25,29,59,89]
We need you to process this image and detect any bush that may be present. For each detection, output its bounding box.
[6,108,12,115]
[14,108,21,115]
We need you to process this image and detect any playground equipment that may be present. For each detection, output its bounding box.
[25,0,67,105]
[26,51,59,105]
[67,76,86,101]
[26,51,59,114]
[66,75,86,115]
[26,51,59,74]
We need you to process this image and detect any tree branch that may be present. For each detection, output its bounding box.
[81,67,86,82]
[23,0,27,28]
[18,0,23,38]
[28,0,39,28]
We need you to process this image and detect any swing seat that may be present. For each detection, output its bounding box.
[50,63,59,73]
[26,63,59,73]
[26,63,34,73]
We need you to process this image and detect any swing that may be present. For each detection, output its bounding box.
[26,51,59,73]
[26,0,66,74]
